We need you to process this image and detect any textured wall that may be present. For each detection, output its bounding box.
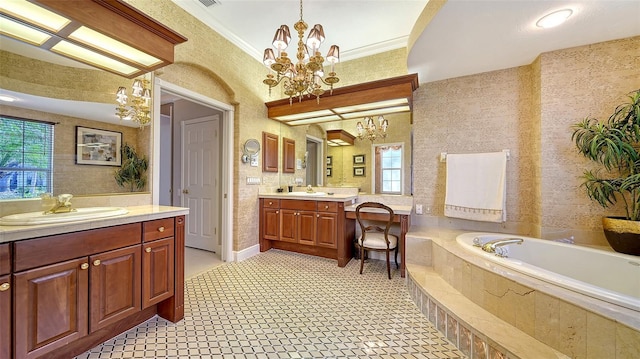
[413,36,640,247]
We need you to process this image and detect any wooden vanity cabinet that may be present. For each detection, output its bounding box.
[260,198,350,265]
[262,131,279,172]
[6,215,185,359]
[1,243,11,359]
[282,137,295,173]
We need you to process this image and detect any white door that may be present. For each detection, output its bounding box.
[181,116,220,252]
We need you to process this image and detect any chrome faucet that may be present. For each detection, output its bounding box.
[480,237,523,257]
[44,193,76,214]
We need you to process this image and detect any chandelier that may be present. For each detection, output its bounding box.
[356,116,389,142]
[262,0,340,104]
[115,78,151,127]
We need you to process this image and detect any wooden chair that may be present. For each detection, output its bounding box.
[355,202,398,279]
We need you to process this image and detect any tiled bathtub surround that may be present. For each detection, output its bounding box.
[405,228,640,359]
[77,250,465,358]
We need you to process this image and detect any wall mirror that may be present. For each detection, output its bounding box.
[0,38,150,200]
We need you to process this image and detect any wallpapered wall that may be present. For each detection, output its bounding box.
[412,36,640,247]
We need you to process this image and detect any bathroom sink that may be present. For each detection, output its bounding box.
[0,207,129,226]
[286,192,327,196]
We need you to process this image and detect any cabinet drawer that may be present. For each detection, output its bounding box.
[281,199,316,211]
[143,218,175,242]
[0,243,10,276]
[262,199,280,208]
[317,201,338,213]
[14,223,141,272]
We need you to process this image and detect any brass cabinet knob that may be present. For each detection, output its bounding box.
[276,210,279,214]
[325,205,329,209]
[158,226,165,232]
[93,259,101,266]
[0,283,9,291]
[269,201,273,205]
[145,247,152,253]
[317,214,320,218]
[81,263,89,270]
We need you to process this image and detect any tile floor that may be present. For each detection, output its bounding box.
[76,250,465,359]
[185,246,224,279]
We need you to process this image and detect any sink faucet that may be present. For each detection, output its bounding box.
[45,193,76,214]
[480,237,523,257]
[306,185,314,193]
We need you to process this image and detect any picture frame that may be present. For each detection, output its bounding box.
[353,154,365,165]
[76,126,122,166]
[326,156,333,166]
[353,167,366,177]
[326,168,332,177]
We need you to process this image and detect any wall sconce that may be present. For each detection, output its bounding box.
[0,0,187,78]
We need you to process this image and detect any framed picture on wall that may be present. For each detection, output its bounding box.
[326,168,332,177]
[326,156,333,166]
[353,167,365,177]
[353,154,365,165]
[75,126,122,166]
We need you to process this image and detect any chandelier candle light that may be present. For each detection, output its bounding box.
[116,78,151,128]
[262,0,340,104]
[356,115,388,142]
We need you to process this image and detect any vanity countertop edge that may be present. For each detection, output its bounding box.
[259,193,358,202]
[0,205,189,243]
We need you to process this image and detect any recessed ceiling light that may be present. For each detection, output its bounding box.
[536,9,573,29]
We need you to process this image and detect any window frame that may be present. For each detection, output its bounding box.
[373,142,404,195]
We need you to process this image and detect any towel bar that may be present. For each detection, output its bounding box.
[440,149,510,163]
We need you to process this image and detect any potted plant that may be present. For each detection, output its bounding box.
[114,143,148,192]
[572,89,640,255]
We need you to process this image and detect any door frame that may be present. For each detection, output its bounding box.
[153,78,234,262]
[306,134,324,186]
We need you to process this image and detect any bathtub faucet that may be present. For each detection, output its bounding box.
[481,237,523,257]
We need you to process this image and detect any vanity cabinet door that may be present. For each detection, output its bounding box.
[297,211,317,245]
[316,212,338,249]
[280,209,298,242]
[282,137,295,173]
[142,237,175,308]
[14,258,89,359]
[89,245,141,332]
[0,274,10,359]
[262,207,280,240]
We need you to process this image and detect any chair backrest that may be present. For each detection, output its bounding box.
[355,202,395,241]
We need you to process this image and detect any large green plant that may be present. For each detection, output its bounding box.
[572,89,640,220]
[114,143,148,192]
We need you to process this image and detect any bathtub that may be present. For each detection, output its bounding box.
[456,232,640,312]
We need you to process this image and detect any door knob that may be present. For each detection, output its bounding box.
[182,189,189,194]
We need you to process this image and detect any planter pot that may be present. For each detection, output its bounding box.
[602,217,640,256]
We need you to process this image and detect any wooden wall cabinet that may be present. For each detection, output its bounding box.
[262,131,279,172]
[282,137,295,173]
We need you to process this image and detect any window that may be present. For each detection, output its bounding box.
[0,116,54,199]
[375,144,402,194]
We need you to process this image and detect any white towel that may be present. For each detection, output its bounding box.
[444,151,507,222]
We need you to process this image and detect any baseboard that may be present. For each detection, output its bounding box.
[234,244,260,262]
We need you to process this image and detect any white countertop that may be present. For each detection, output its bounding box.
[259,193,358,202]
[0,205,189,243]
[345,204,413,216]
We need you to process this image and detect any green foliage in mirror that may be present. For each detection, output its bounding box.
[114,143,148,192]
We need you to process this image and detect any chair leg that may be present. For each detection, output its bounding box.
[386,250,391,279]
[359,246,365,274]
[394,246,399,269]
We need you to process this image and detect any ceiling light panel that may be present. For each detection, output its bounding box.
[69,26,162,67]
[51,40,139,76]
[286,115,342,126]
[0,18,51,45]
[0,0,70,32]
[274,109,335,122]
[340,105,411,119]
[332,98,409,114]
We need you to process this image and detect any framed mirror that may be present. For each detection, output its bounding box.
[241,138,260,166]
